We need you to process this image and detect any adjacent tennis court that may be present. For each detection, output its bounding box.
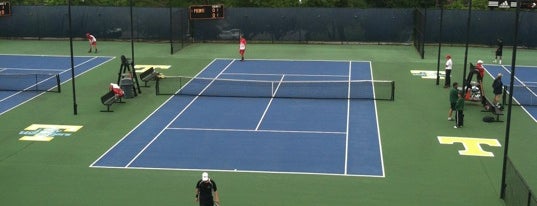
[92,59,391,177]
[0,54,114,115]
[484,64,537,122]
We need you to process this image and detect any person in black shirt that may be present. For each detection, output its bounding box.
[494,38,503,64]
[195,172,220,206]
[492,73,503,108]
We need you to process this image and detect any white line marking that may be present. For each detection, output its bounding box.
[0,67,65,72]
[495,65,537,123]
[214,57,372,64]
[91,59,386,178]
[0,56,114,116]
[369,61,386,177]
[90,59,220,167]
[344,61,351,175]
[255,75,285,130]
[90,165,385,178]
[223,72,348,78]
[167,127,346,135]
[124,60,237,167]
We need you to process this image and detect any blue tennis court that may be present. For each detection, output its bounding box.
[485,64,537,122]
[91,59,386,177]
[0,54,114,115]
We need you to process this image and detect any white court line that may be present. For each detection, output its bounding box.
[90,59,221,168]
[369,61,386,177]
[495,65,537,123]
[124,60,237,168]
[166,127,346,135]
[0,53,103,58]
[0,67,65,72]
[91,165,385,178]
[91,59,385,177]
[223,72,349,78]
[0,56,114,116]
[0,56,103,103]
[344,61,351,175]
[255,75,285,131]
[215,57,372,64]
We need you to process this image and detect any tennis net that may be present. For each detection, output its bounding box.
[156,75,395,100]
[503,83,537,106]
[0,73,61,92]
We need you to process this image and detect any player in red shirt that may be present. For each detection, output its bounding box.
[475,60,485,95]
[86,33,98,53]
[475,60,485,83]
[239,34,246,61]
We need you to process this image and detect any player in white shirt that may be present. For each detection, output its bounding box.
[86,33,98,53]
[444,54,453,88]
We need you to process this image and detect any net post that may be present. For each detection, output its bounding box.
[56,74,61,93]
[179,77,183,94]
[502,86,507,106]
[155,76,160,95]
[33,74,38,91]
[391,81,395,101]
[271,81,275,97]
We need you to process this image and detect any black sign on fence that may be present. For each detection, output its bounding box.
[489,0,537,9]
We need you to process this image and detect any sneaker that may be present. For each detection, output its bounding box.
[453,126,458,128]
[448,117,452,121]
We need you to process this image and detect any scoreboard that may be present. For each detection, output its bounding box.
[189,5,224,20]
[0,1,11,16]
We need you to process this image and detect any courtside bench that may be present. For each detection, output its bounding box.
[135,65,169,87]
[139,67,158,87]
[481,95,503,122]
[100,90,124,112]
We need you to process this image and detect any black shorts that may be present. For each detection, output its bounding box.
[450,102,456,110]
[496,49,502,56]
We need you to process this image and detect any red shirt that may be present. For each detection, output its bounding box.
[87,34,96,44]
[239,37,246,50]
[476,63,484,78]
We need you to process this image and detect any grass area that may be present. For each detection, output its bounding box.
[0,39,536,205]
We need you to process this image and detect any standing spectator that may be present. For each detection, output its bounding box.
[493,38,503,64]
[195,172,220,206]
[444,54,453,88]
[475,60,485,83]
[492,73,503,108]
[448,82,459,121]
[239,34,246,61]
[86,33,98,53]
[475,60,485,96]
[454,90,465,128]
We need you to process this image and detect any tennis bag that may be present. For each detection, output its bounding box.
[483,116,495,123]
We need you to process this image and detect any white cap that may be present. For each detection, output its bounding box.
[497,73,503,77]
[202,172,209,181]
[477,60,483,64]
